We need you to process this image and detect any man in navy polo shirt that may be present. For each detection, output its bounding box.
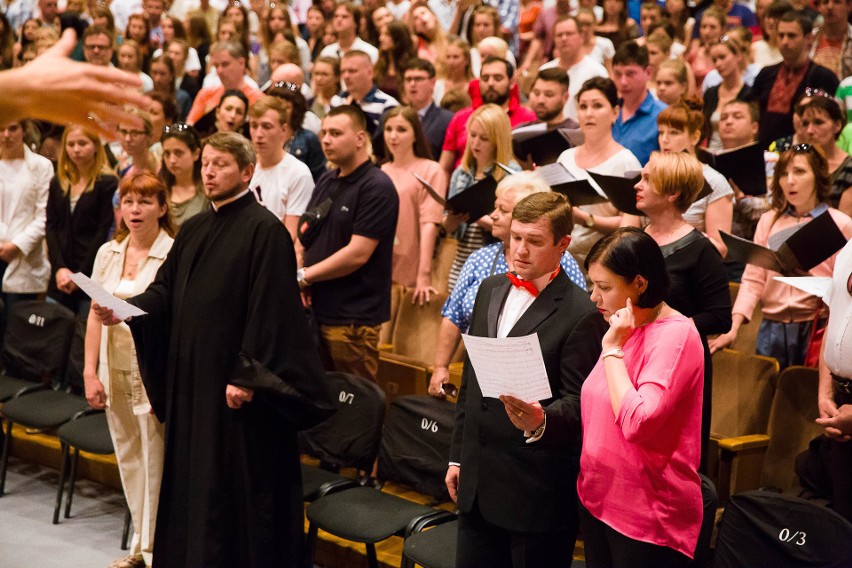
[296,105,399,382]
[611,41,667,165]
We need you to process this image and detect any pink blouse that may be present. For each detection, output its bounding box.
[577,314,704,559]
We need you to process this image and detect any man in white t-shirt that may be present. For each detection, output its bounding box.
[318,3,379,63]
[538,14,608,123]
[247,95,314,239]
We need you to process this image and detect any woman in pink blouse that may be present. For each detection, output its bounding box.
[381,105,447,304]
[578,224,705,567]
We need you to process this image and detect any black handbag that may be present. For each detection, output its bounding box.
[297,183,345,246]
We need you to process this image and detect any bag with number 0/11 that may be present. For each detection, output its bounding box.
[714,490,852,567]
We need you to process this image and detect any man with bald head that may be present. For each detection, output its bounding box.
[330,50,399,138]
[265,62,322,133]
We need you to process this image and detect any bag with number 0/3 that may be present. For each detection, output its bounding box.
[714,490,852,567]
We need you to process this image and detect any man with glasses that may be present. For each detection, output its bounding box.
[538,15,607,124]
[749,10,839,148]
[374,58,452,162]
[82,25,115,68]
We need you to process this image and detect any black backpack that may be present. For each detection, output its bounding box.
[715,490,852,568]
[2,300,76,386]
[377,395,456,502]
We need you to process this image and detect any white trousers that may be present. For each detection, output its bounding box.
[105,368,165,566]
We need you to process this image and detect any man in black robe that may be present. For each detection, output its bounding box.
[94,132,333,568]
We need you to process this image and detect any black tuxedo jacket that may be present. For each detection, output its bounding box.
[449,270,606,533]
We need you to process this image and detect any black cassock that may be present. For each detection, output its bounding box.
[128,193,333,568]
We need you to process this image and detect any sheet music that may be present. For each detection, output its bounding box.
[69,272,147,320]
[462,333,552,402]
[773,276,833,303]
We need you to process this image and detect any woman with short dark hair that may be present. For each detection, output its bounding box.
[579,226,705,568]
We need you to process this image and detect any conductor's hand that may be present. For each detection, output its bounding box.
[226,384,254,409]
[500,395,545,432]
[602,298,636,351]
[445,464,460,503]
[91,302,124,326]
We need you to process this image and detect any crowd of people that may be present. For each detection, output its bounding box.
[3,0,852,566]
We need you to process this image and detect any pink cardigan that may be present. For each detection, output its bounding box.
[577,315,704,559]
[733,207,852,323]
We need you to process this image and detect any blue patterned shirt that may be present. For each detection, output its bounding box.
[441,242,587,332]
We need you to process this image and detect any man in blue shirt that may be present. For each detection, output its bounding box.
[612,41,667,165]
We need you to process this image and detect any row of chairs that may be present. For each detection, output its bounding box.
[0,300,132,545]
[298,371,457,568]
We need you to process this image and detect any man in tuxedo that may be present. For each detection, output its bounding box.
[446,192,607,567]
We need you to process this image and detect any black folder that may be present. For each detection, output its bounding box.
[533,163,608,206]
[586,170,714,216]
[708,143,767,197]
[719,211,848,274]
[444,175,498,220]
[512,125,585,166]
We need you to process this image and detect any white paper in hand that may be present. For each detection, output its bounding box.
[461,333,552,402]
[773,276,833,303]
[69,272,147,320]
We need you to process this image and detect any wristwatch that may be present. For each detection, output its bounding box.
[601,348,624,360]
[297,267,310,287]
[532,412,546,438]
[585,213,596,228]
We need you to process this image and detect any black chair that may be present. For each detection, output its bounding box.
[298,371,387,501]
[305,395,456,568]
[402,512,458,568]
[0,301,85,496]
[53,409,132,546]
[0,300,76,401]
[715,490,852,567]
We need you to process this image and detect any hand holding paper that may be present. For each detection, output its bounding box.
[70,272,147,321]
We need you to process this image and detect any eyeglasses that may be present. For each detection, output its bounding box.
[118,128,148,138]
[272,81,299,92]
[84,44,111,51]
[403,75,430,83]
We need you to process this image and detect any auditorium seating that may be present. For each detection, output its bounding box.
[727,282,763,356]
[377,288,465,404]
[715,366,823,501]
[431,237,458,296]
[707,349,779,500]
[305,395,455,568]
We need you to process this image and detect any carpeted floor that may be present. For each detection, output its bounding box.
[0,458,128,568]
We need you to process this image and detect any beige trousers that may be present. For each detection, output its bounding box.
[105,368,165,566]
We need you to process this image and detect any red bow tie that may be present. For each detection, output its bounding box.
[506,269,560,297]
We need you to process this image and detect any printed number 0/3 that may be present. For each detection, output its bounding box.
[779,529,806,546]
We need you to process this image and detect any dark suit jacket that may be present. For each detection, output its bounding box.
[421,103,454,161]
[450,270,606,534]
[749,60,839,149]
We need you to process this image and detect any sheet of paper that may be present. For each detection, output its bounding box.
[461,333,552,402]
[69,272,147,320]
[773,276,833,303]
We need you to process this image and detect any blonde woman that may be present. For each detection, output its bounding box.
[46,125,118,314]
[433,35,474,107]
[83,172,176,568]
[442,104,519,291]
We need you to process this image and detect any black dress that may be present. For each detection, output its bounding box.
[128,193,334,568]
[659,229,732,471]
[45,174,117,313]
